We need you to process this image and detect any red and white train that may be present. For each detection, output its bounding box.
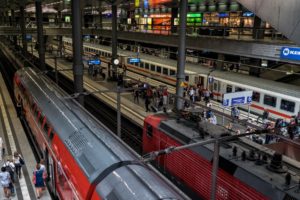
[62,37,300,120]
[14,67,188,200]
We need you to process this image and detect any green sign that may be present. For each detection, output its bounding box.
[187,13,202,18]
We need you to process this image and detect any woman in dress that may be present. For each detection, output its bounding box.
[32,163,45,199]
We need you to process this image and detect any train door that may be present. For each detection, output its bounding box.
[45,148,56,197]
[194,76,204,86]
[212,80,221,101]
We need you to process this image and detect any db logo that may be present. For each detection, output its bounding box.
[283,48,290,56]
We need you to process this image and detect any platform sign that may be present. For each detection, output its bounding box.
[127,58,141,63]
[88,59,101,65]
[280,47,300,61]
[223,91,253,107]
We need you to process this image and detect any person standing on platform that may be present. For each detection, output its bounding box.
[0,137,3,161]
[13,151,24,179]
[32,163,46,199]
[231,106,240,122]
[162,88,168,113]
[257,109,269,123]
[133,88,139,104]
[0,166,11,199]
[145,96,150,112]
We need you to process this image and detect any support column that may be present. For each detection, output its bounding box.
[20,1,28,56]
[36,0,46,71]
[111,2,118,79]
[98,1,103,29]
[11,9,18,47]
[71,0,84,105]
[175,0,188,111]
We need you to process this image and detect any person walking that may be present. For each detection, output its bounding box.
[162,88,168,113]
[13,151,24,179]
[0,166,11,199]
[133,89,139,104]
[257,109,269,123]
[0,137,3,161]
[32,163,46,199]
[3,159,15,195]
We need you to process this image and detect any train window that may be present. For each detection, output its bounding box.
[151,64,155,71]
[139,62,144,68]
[213,82,218,91]
[226,85,232,93]
[280,99,295,112]
[170,70,175,76]
[163,68,168,75]
[35,109,39,117]
[134,62,139,67]
[185,76,189,82]
[146,124,153,137]
[145,63,149,70]
[235,87,245,92]
[252,92,260,102]
[263,95,277,107]
[49,131,54,140]
[44,122,49,134]
[157,66,161,73]
[39,115,44,126]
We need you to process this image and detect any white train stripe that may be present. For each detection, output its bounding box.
[0,90,31,200]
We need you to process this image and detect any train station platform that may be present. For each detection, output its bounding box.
[0,73,51,200]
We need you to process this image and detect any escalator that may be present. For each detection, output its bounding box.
[237,0,300,45]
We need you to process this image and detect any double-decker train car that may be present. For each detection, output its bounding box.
[143,114,300,200]
[14,67,188,200]
[61,38,300,120]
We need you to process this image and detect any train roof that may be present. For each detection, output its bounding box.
[75,38,300,100]
[16,68,186,199]
[156,116,300,200]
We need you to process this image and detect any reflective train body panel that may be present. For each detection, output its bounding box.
[14,68,187,200]
[62,38,300,120]
[143,115,300,200]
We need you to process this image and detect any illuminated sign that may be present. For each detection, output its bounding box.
[149,14,171,18]
[127,58,141,63]
[187,13,202,18]
[243,12,254,17]
[88,59,101,65]
[280,47,300,61]
[218,12,229,18]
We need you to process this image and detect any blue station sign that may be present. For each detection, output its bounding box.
[223,91,253,107]
[88,59,101,65]
[280,47,300,61]
[128,58,141,63]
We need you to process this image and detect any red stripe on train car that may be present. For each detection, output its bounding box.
[250,104,292,119]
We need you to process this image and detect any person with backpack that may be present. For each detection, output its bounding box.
[13,151,24,179]
[3,159,15,195]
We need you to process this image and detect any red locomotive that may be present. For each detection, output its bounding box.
[143,114,300,200]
